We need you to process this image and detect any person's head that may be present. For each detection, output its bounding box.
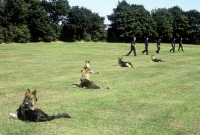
[159,38,161,41]
[181,38,183,40]
[174,38,176,40]
[134,37,136,40]
[146,37,149,40]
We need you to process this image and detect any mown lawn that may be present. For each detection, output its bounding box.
[0,42,200,135]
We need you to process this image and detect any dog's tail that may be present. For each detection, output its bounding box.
[50,113,71,120]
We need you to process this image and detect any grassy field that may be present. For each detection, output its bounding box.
[0,42,200,135]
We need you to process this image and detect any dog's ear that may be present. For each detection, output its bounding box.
[85,60,87,63]
[27,89,31,92]
[32,90,37,95]
[88,60,90,63]
[25,89,31,96]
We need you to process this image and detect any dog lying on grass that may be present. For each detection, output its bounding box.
[118,57,133,67]
[73,67,109,89]
[74,78,102,89]
[151,55,164,62]
[10,89,71,122]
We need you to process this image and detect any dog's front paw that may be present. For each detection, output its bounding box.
[9,113,18,119]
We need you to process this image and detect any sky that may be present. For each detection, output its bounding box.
[68,0,200,24]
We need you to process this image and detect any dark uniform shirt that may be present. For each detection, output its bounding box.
[145,40,149,46]
[157,40,161,46]
[131,40,136,46]
[172,40,175,45]
[179,39,182,45]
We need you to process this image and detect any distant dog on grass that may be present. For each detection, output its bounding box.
[73,67,109,89]
[118,57,133,67]
[10,89,71,122]
[85,60,99,74]
[74,78,102,89]
[151,55,164,62]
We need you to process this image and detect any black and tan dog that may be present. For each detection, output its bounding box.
[85,60,99,74]
[151,55,164,62]
[10,89,71,122]
[73,67,109,89]
[74,78,102,89]
[118,57,133,67]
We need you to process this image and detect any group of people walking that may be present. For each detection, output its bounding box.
[126,37,184,56]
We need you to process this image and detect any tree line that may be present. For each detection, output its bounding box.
[0,0,200,44]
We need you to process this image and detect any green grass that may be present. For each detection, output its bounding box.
[0,42,200,135]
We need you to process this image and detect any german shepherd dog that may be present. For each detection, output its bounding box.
[73,67,109,89]
[10,89,71,122]
[74,78,101,89]
[151,55,164,62]
[80,66,92,81]
[118,57,133,67]
[85,60,99,74]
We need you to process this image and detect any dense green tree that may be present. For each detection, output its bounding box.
[0,1,5,43]
[5,25,30,43]
[132,5,157,42]
[0,0,199,44]
[185,10,200,44]
[61,6,106,42]
[27,0,56,42]
[107,1,134,42]
[0,0,30,43]
[41,0,70,22]
[151,8,173,42]
[41,0,70,40]
[168,6,191,41]
[3,0,28,26]
[88,13,106,41]
[107,0,157,42]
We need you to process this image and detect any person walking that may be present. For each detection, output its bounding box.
[142,37,149,55]
[178,38,184,51]
[170,38,176,53]
[126,37,137,56]
[156,38,161,53]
